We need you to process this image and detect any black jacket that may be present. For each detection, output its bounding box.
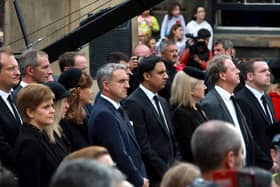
[14,123,64,187]
[171,104,207,162]
[0,96,22,171]
[60,118,89,152]
[124,87,177,185]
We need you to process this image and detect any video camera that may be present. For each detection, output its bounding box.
[212,169,256,187]
[185,33,209,61]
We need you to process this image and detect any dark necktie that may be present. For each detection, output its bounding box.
[261,95,273,124]
[153,95,169,133]
[230,95,249,155]
[118,106,126,119]
[118,106,132,129]
[230,95,245,126]
[7,94,22,123]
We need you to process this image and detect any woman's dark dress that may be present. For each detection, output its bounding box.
[171,104,207,163]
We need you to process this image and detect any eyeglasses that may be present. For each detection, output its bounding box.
[130,56,140,61]
[130,56,144,63]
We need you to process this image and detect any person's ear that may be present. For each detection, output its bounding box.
[247,72,254,82]
[103,80,111,92]
[270,148,277,162]
[143,72,150,81]
[26,66,34,76]
[26,108,34,119]
[219,71,226,81]
[224,151,235,169]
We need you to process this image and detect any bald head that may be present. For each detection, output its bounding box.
[133,44,151,57]
[191,120,242,172]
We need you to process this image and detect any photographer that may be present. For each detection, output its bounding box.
[180,28,212,70]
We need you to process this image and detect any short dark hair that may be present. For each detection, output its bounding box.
[191,120,241,173]
[138,55,164,83]
[243,57,266,80]
[106,51,129,64]
[197,28,211,39]
[58,51,85,72]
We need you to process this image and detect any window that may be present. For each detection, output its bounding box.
[215,0,280,28]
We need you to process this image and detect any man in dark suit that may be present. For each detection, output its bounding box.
[123,56,177,186]
[158,39,178,100]
[236,58,276,168]
[88,63,148,187]
[0,49,22,170]
[201,55,273,170]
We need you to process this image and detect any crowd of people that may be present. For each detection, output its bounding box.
[0,2,280,187]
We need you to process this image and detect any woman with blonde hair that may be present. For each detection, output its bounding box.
[160,162,201,187]
[43,82,71,161]
[59,68,93,151]
[170,66,207,163]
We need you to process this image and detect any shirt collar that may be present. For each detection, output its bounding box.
[215,85,233,100]
[20,81,29,88]
[245,84,264,100]
[100,94,120,110]
[0,89,11,100]
[139,84,157,101]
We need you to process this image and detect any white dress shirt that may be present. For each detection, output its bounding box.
[139,84,169,132]
[0,90,17,116]
[246,84,273,120]
[215,85,247,164]
[100,94,120,110]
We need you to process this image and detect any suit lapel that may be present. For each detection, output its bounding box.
[159,96,175,137]
[212,89,235,124]
[244,88,271,124]
[0,97,20,126]
[213,90,251,149]
[137,88,171,138]
[99,98,141,151]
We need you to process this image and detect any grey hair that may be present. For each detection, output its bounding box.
[191,120,241,172]
[96,63,127,91]
[19,49,48,76]
[159,39,176,53]
[50,158,124,187]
